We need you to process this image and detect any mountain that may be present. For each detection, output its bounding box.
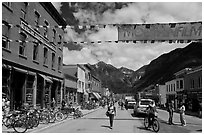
[90,42,202,94]
[132,42,202,91]
[90,61,133,94]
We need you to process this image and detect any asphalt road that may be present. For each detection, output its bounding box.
[31,105,202,133]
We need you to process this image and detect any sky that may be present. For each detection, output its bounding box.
[52,2,202,71]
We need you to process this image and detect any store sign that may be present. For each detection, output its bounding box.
[20,21,56,51]
[118,22,202,41]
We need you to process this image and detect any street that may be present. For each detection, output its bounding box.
[31,104,202,133]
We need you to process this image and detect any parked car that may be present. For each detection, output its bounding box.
[134,99,154,116]
[125,99,136,110]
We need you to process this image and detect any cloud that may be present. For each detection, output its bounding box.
[63,41,189,70]
[62,2,201,70]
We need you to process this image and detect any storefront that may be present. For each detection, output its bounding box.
[64,87,77,105]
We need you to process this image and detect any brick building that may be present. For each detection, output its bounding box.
[2,2,66,110]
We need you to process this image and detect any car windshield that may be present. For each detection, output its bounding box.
[128,100,135,102]
[140,101,151,105]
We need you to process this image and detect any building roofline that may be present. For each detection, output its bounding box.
[40,2,67,26]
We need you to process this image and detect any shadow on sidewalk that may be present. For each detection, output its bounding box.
[101,125,111,129]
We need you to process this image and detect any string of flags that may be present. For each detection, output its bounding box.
[3,38,199,45]
[2,21,202,44]
[2,21,202,30]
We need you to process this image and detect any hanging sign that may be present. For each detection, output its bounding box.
[118,22,202,41]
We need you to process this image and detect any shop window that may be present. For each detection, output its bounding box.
[2,69,10,99]
[33,42,39,61]
[25,75,35,105]
[2,22,10,49]
[43,47,48,65]
[19,32,27,56]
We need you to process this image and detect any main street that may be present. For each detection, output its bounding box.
[32,104,202,133]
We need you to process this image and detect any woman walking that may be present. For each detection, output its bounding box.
[107,101,116,129]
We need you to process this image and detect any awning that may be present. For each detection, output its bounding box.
[91,92,100,100]
[96,93,101,99]
[39,74,53,83]
[13,67,27,74]
[2,64,12,69]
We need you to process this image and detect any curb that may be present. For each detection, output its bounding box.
[30,107,102,133]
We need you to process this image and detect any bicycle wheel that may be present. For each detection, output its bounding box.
[48,112,56,123]
[32,117,40,127]
[13,119,28,133]
[55,111,64,121]
[144,117,149,129]
[39,113,49,124]
[152,119,160,132]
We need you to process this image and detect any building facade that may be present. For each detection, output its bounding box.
[2,2,66,110]
[63,67,78,105]
[165,80,176,108]
[184,66,202,112]
[90,75,101,101]
[83,64,92,102]
[63,65,86,105]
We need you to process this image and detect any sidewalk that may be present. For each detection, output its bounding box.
[2,106,102,133]
[158,107,202,119]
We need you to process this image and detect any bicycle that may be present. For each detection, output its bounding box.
[144,112,160,132]
[2,110,28,133]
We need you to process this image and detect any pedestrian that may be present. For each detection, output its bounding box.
[51,98,56,109]
[107,101,116,129]
[179,102,186,126]
[61,99,66,109]
[168,100,174,125]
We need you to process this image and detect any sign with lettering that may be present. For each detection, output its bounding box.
[118,22,202,41]
[20,21,56,51]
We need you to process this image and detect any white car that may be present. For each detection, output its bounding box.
[126,99,136,109]
[134,99,154,116]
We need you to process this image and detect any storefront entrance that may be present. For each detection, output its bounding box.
[12,70,26,110]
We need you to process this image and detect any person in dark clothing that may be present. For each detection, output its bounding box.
[107,101,116,129]
[168,100,174,125]
[146,101,158,127]
[61,99,66,109]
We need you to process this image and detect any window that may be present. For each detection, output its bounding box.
[44,21,49,38]
[34,11,40,29]
[4,2,12,9]
[176,81,179,89]
[51,53,55,69]
[21,2,28,20]
[59,35,62,44]
[52,29,56,43]
[198,77,201,88]
[19,32,26,56]
[33,42,38,61]
[2,22,10,49]
[190,79,195,89]
[58,57,62,71]
[180,80,183,89]
[43,47,48,65]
